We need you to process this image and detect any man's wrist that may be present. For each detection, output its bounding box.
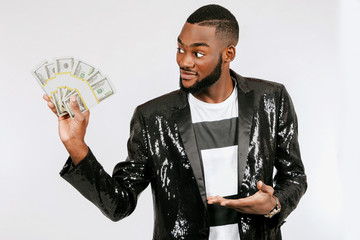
[264,196,281,218]
[63,140,89,165]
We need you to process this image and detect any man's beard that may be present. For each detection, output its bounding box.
[179,54,222,95]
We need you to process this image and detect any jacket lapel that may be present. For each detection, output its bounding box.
[231,70,254,195]
[173,99,208,208]
[236,90,254,194]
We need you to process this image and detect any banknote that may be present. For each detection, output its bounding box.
[32,57,116,117]
[91,76,116,102]
[87,70,103,85]
[45,63,56,79]
[72,60,95,80]
[55,57,74,74]
[63,90,87,118]
[55,57,75,100]
[32,60,48,87]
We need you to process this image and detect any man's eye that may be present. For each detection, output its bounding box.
[194,52,204,58]
[177,48,184,54]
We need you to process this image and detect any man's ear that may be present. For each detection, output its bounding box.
[223,45,236,63]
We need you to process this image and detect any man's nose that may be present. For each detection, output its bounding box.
[179,53,195,68]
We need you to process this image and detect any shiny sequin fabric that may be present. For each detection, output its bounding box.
[60,69,307,240]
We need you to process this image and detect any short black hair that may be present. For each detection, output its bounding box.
[186,4,239,46]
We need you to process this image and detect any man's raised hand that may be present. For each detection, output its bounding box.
[43,94,89,164]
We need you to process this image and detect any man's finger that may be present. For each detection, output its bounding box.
[83,109,90,119]
[43,94,59,116]
[208,196,247,208]
[69,95,82,119]
[257,181,274,195]
[47,101,58,115]
[207,195,225,204]
[43,94,50,102]
[221,198,251,208]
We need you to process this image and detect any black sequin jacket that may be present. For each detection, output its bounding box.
[60,69,307,240]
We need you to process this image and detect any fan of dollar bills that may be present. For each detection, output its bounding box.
[32,57,116,118]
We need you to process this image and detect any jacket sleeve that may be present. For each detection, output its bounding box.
[60,107,151,221]
[272,85,307,226]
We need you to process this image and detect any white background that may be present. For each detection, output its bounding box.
[1,0,359,239]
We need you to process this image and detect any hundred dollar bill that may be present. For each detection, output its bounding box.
[62,88,72,102]
[58,87,65,100]
[51,91,67,116]
[87,70,103,85]
[72,60,95,79]
[55,57,75,98]
[58,87,70,107]
[63,90,87,118]
[45,62,64,113]
[91,76,116,102]
[32,60,48,87]
[32,60,59,107]
[44,63,56,79]
[55,57,74,73]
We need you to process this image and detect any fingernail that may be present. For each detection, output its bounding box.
[71,96,76,102]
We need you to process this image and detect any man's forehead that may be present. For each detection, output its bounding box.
[177,22,217,47]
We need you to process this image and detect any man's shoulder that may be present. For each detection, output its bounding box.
[231,69,285,94]
[135,89,186,116]
[244,77,284,93]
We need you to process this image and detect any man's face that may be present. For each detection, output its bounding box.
[177,23,225,95]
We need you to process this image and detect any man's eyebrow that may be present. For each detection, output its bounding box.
[177,37,209,48]
[190,42,209,48]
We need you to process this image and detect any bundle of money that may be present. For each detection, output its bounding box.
[32,57,116,118]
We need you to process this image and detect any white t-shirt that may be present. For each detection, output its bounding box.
[189,86,240,240]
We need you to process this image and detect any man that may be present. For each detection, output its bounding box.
[44,4,306,240]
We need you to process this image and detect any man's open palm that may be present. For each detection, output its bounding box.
[207,181,278,215]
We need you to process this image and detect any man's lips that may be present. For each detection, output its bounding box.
[180,70,198,80]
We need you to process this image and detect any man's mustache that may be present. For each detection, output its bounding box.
[180,67,198,75]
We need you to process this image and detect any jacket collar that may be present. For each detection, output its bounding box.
[230,69,251,93]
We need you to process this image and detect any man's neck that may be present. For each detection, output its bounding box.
[193,69,234,103]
